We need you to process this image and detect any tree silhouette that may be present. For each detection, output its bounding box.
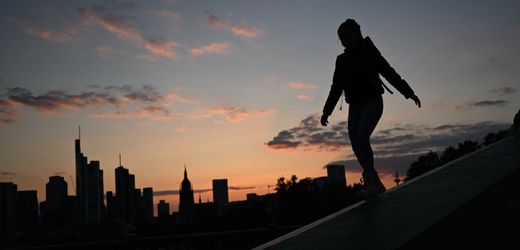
[406,127,510,182]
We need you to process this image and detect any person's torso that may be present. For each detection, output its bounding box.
[336,37,384,103]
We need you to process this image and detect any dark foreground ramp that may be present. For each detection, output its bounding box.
[254,136,520,250]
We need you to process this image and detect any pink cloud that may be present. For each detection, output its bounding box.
[288,81,318,89]
[208,14,263,39]
[78,4,180,59]
[99,17,142,42]
[91,106,174,121]
[0,98,22,124]
[145,39,179,58]
[154,10,181,20]
[190,42,230,57]
[453,105,464,112]
[96,46,111,58]
[230,26,263,39]
[297,94,314,101]
[207,106,276,123]
[7,15,77,44]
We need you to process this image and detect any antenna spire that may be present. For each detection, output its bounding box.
[119,153,122,167]
[78,125,81,140]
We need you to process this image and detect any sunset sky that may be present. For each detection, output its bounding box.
[1,1,519,213]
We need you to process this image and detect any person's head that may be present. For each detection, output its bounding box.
[338,19,362,48]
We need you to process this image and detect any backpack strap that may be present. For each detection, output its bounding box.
[381,81,394,94]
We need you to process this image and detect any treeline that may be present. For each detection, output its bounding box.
[274,175,362,225]
[405,128,510,182]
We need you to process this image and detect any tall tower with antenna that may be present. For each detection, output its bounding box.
[75,126,105,223]
[75,125,88,223]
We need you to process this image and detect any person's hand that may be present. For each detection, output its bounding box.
[320,114,329,127]
[410,94,421,108]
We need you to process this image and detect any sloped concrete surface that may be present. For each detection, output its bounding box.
[255,136,520,250]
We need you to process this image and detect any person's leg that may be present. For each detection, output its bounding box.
[348,102,364,169]
[355,96,383,174]
[354,96,384,192]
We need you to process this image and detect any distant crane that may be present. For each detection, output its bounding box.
[394,171,401,186]
[267,184,274,194]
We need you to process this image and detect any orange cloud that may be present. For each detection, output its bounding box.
[190,42,230,57]
[176,125,189,132]
[208,14,262,39]
[289,81,318,89]
[230,26,263,39]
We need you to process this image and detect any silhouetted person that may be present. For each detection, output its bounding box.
[321,19,421,196]
[514,109,520,135]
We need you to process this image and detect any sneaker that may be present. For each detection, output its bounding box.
[356,172,386,197]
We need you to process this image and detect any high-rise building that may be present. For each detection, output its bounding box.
[0,182,17,237]
[75,128,105,223]
[142,187,154,219]
[16,190,38,233]
[75,132,88,223]
[43,176,69,228]
[115,155,145,222]
[157,200,170,218]
[326,164,347,187]
[178,166,194,213]
[46,176,67,212]
[87,161,105,222]
[115,165,132,222]
[105,191,116,221]
[212,179,229,206]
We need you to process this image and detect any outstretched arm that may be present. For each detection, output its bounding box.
[367,38,421,107]
[321,56,344,126]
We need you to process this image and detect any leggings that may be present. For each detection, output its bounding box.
[348,95,383,178]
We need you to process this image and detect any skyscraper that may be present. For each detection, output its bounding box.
[46,176,67,212]
[16,190,38,233]
[142,187,154,219]
[87,161,105,222]
[75,128,105,223]
[212,179,229,206]
[115,165,132,222]
[157,200,170,218]
[114,155,143,222]
[105,191,116,221]
[0,182,17,237]
[326,164,347,187]
[178,166,194,213]
[75,130,88,223]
